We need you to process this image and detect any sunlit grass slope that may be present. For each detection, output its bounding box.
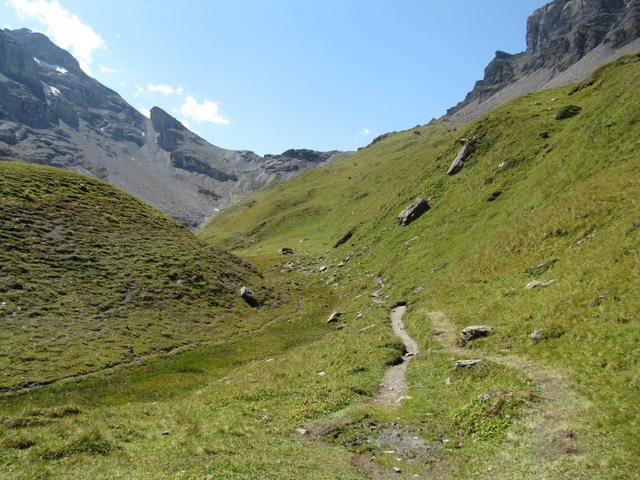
[0,161,282,391]
[201,53,640,476]
[0,52,638,480]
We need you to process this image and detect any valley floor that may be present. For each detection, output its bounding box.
[3,53,640,480]
[1,251,631,479]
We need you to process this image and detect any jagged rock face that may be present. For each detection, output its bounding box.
[525,0,640,67]
[0,29,349,227]
[150,106,186,151]
[262,149,349,174]
[0,28,145,165]
[448,0,640,121]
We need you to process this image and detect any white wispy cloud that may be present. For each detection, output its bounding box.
[98,65,119,74]
[360,127,372,136]
[138,106,150,118]
[132,83,144,98]
[7,0,105,74]
[180,96,229,125]
[147,83,184,96]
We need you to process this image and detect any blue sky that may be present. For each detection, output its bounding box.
[2,0,549,155]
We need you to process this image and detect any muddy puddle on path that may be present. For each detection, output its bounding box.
[303,305,436,479]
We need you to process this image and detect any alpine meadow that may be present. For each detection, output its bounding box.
[1,1,639,479]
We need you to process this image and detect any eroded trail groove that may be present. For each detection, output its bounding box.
[0,300,305,397]
[376,305,418,406]
[428,310,589,464]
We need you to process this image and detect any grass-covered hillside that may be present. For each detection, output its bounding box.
[0,161,284,391]
[1,54,638,480]
[200,52,640,477]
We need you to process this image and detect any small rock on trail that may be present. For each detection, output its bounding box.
[460,325,494,345]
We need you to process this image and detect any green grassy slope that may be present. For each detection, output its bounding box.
[1,53,638,480]
[200,53,640,476]
[1,162,378,478]
[0,161,284,391]
[0,277,379,479]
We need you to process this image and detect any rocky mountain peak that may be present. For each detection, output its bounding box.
[525,0,640,66]
[4,28,83,76]
[150,106,186,134]
[150,106,187,151]
[0,28,349,227]
[447,0,640,121]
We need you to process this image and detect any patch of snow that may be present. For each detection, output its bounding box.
[46,85,61,97]
[33,57,68,74]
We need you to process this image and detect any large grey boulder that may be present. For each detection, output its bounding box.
[397,198,430,226]
[447,144,471,175]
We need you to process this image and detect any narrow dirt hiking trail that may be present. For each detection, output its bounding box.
[428,310,589,465]
[428,310,575,406]
[303,306,424,480]
[376,305,419,406]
